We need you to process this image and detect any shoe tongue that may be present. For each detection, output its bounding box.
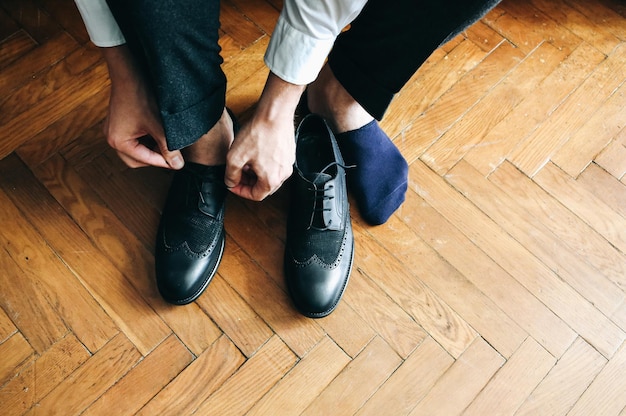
[304,172,332,186]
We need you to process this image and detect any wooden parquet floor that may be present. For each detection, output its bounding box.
[1,0,626,414]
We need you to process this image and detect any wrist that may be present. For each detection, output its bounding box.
[101,44,143,89]
[255,72,306,121]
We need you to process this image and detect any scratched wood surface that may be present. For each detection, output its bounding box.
[1,0,626,414]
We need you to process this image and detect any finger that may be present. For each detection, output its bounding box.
[249,171,274,201]
[226,167,266,200]
[163,149,184,170]
[152,130,184,170]
[116,151,150,169]
[224,156,244,189]
[120,141,172,169]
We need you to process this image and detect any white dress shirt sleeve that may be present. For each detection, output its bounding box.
[74,0,126,47]
[264,0,368,85]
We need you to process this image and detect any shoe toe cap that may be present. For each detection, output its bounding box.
[156,238,224,305]
[286,247,353,318]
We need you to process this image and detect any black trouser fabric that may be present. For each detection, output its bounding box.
[106,0,501,149]
[106,0,225,151]
[328,0,502,120]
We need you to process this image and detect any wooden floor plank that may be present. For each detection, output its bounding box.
[509,43,626,177]
[0,334,90,416]
[0,167,120,353]
[531,0,622,54]
[383,38,488,140]
[463,41,605,176]
[0,156,171,356]
[82,335,194,416]
[407,337,505,415]
[136,336,244,416]
[398,186,577,358]
[447,160,625,317]
[246,336,351,416]
[0,30,38,72]
[402,41,525,163]
[193,336,298,416]
[0,306,16,343]
[219,235,327,358]
[422,41,565,175]
[0,7,19,41]
[578,162,626,220]
[0,232,69,355]
[490,0,583,54]
[225,0,281,36]
[301,337,402,416]
[355,337,453,416]
[224,196,286,287]
[0,333,34,387]
[534,162,626,255]
[25,334,141,416]
[366,214,527,358]
[489,161,626,294]
[0,59,109,159]
[594,130,626,180]
[37,0,91,45]
[195,273,274,358]
[463,337,555,415]
[411,160,626,358]
[16,86,109,168]
[311,300,377,359]
[0,31,79,98]
[515,337,607,416]
[568,341,626,415]
[552,80,626,177]
[352,223,478,358]
[1,0,63,44]
[566,0,626,40]
[341,267,429,359]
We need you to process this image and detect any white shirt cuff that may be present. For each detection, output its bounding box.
[75,0,126,47]
[264,16,335,85]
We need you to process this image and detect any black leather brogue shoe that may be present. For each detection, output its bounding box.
[285,114,354,318]
[155,163,227,305]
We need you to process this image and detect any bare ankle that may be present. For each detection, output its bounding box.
[308,65,373,133]
[183,109,233,165]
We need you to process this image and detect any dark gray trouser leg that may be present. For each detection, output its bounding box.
[107,0,225,150]
[328,0,502,120]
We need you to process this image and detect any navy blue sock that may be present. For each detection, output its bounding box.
[335,121,408,225]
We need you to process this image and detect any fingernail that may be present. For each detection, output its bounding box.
[170,155,184,169]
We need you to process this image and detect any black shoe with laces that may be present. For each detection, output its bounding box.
[285,114,354,318]
[155,163,227,305]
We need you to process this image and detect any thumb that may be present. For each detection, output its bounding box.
[224,157,243,189]
[152,127,184,170]
[163,148,184,170]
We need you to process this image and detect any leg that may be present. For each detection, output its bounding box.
[327,0,502,120]
[308,0,501,225]
[106,0,231,157]
[105,0,232,304]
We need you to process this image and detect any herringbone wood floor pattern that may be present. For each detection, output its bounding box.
[1,0,626,414]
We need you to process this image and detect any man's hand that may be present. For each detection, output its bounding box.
[225,73,305,201]
[225,111,296,200]
[102,45,183,170]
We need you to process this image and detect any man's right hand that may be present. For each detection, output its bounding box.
[101,45,184,170]
[224,72,305,201]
